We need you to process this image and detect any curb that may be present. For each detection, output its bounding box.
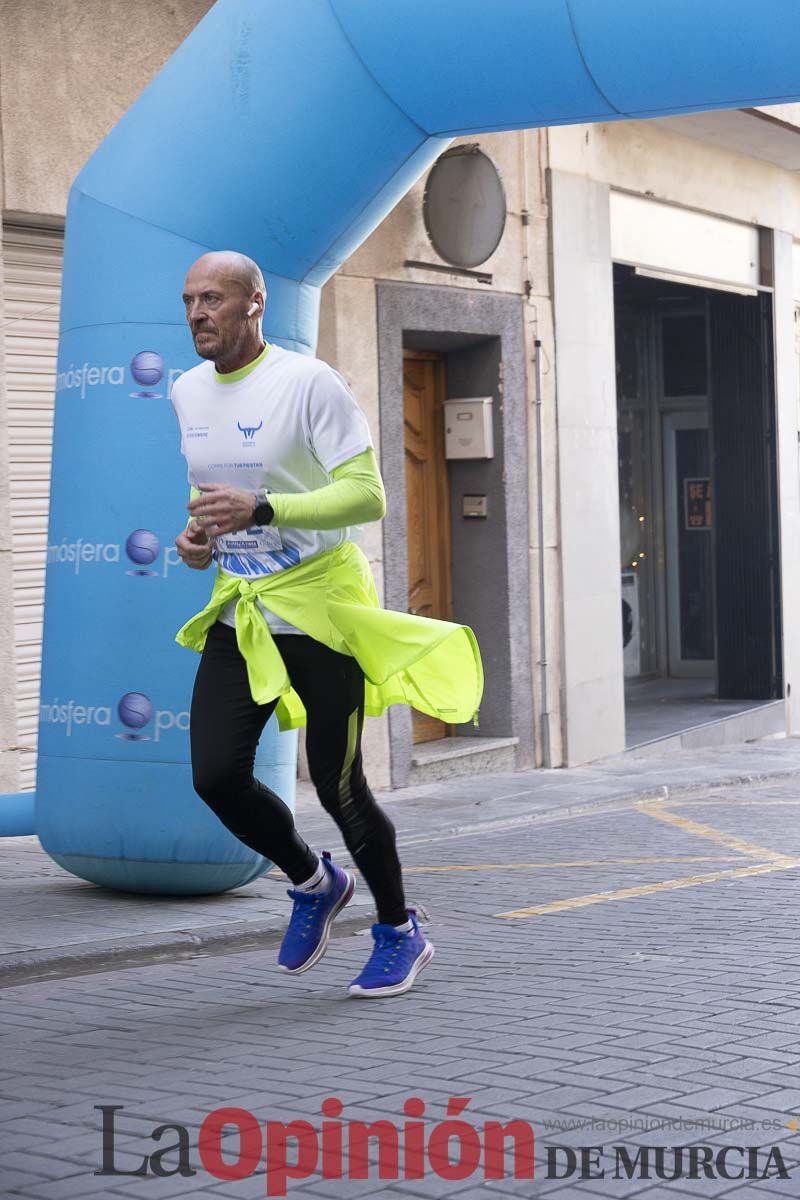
[0,909,373,989]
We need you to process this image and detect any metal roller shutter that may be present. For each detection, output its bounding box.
[3,222,63,792]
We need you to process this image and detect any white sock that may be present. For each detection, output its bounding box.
[295,857,331,894]
[393,917,414,934]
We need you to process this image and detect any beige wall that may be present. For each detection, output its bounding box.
[549,171,624,765]
[0,121,16,792]
[549,119,800,237]
[0,0,214,217]
[758,103,800,131]
[773,231,800,734]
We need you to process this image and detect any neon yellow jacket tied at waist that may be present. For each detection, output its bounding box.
[176,449,484,732]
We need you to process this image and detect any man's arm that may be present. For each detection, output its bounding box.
[184,485,200,529]
[267,447,385,530]
[170,378,212,567]
[176,485,214,569]
[187,447,386,534]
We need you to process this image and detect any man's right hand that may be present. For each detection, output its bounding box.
[175,520,213,570]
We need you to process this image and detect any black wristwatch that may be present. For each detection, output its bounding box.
[251,488,274,526]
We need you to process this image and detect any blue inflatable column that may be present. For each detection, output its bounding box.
[35,198,308,893]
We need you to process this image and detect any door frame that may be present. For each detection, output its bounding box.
[377,282,534,786]
[615,299,712,679]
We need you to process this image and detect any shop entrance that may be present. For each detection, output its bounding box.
[615,265,782,746]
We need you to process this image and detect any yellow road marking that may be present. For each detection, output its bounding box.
[496,858,800,919]
[667,798,800,808]
[635,800,786,861]
[402,856,742,873]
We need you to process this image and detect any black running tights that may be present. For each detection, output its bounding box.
[190,620,407,926]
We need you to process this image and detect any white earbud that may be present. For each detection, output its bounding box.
[247,302,258,317]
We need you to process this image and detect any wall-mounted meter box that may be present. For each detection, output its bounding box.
[443,397,494,459]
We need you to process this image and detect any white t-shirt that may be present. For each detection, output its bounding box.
[170,344,373,634]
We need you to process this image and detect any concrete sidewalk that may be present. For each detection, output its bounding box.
[3,736,800,985]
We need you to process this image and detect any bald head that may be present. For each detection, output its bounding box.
[181,250,267,371]
[187,250,266,300]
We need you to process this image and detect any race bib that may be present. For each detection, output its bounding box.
[215,524,285,555]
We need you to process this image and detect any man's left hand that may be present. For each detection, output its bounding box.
[187,483,256,536]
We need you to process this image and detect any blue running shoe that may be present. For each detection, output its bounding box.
[277,851,356,974]
[348,910,434,998]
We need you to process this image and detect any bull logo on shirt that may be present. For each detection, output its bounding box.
[237,419,263,441]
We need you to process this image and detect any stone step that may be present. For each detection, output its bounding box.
[626,699,786,758]
[408,735,519,785]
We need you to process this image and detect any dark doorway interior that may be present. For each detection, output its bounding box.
[614,265,781,747]
[709,290,781,700]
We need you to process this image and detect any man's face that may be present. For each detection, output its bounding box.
[181,262,253,362]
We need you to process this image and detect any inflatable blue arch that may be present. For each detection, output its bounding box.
[3,0,800,891]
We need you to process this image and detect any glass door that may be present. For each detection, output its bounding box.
[662,412,716,677]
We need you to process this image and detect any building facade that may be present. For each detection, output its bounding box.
[2,1,800,794]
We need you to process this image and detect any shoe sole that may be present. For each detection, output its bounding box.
[348,940,435,998]
[278,872,356,975]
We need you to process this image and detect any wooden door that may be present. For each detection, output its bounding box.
[403,351,454,744]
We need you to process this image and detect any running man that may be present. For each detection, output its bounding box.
[171,251,482,997]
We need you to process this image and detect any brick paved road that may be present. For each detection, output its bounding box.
[7,737,800,973]
[3,776,800,1198]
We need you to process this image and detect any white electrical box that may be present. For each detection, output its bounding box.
[443,397,494,459]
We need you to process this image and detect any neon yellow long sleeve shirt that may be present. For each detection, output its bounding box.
[177,453,484,732]
[268,447,385,529]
